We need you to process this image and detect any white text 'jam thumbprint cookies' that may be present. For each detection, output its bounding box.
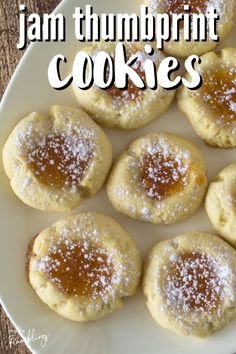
[143,232,236,336]
[107,132,207,224]
[206,163,236,246]
[148,0,235,57]
[178,48,236,148]
[3,106,112,212]
[26,212,142,321]
[73,42,175,130]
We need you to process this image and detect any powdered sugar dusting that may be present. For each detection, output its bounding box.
[139,140,189,200]
[92,44,162,112]
[15,118,97,192]
[149,0,225,15]
[33,214,140,304]
[163,252,223,314]
[36,237,114,299]
[152,241,236,333]
[200,65,236,128]
[110,134,205,224]
[27,133,93,191]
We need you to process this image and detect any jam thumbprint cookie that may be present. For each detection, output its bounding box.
[73,42,175,130]
[3,106,112,212]
[27,212,142,321]
[178,48,236,148]
[206,163,236,246]
[148,0,235,57]
[143,232,236,336]
[107,132,207,224]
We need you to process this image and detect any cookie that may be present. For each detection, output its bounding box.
[107,132,207,224]
[178,48,236,147]
[148,0,235,57]
[205,163,236,246]
[27,212,142,321]
[3,105,112,211]
[73,42,175,130]
[143,232,236,336]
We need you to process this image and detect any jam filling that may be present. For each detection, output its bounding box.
[140,151,188,200]
[164,251,222,313]
[166,0,208,15]
[27,134,92,190]
[38,239,113,297]
[108,58,146,101]
[201,66,236,124]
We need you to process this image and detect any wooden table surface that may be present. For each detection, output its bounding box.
[0,1,60,352]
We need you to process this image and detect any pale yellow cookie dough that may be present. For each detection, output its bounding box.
[28,212,142,322]
[107,132,207,224]
[206,163,236,246]
[178,48,236,148]
[73,42,175,130]
[143,232,236,336]
[148,0,235,57]
[3,105,112,212]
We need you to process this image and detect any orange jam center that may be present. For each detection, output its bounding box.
[39,239,113,297]
[108,61,145,101]
[166,0,208,14]
[107,48,148,102]
[189,163,206,186]
[201,66,236,123]
[27,134,92,189]
[164,252,222,313]
[140,151,188,200]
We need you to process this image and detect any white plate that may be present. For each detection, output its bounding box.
[1,1,236,353]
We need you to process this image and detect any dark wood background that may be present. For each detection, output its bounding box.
[0,1,60,352]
